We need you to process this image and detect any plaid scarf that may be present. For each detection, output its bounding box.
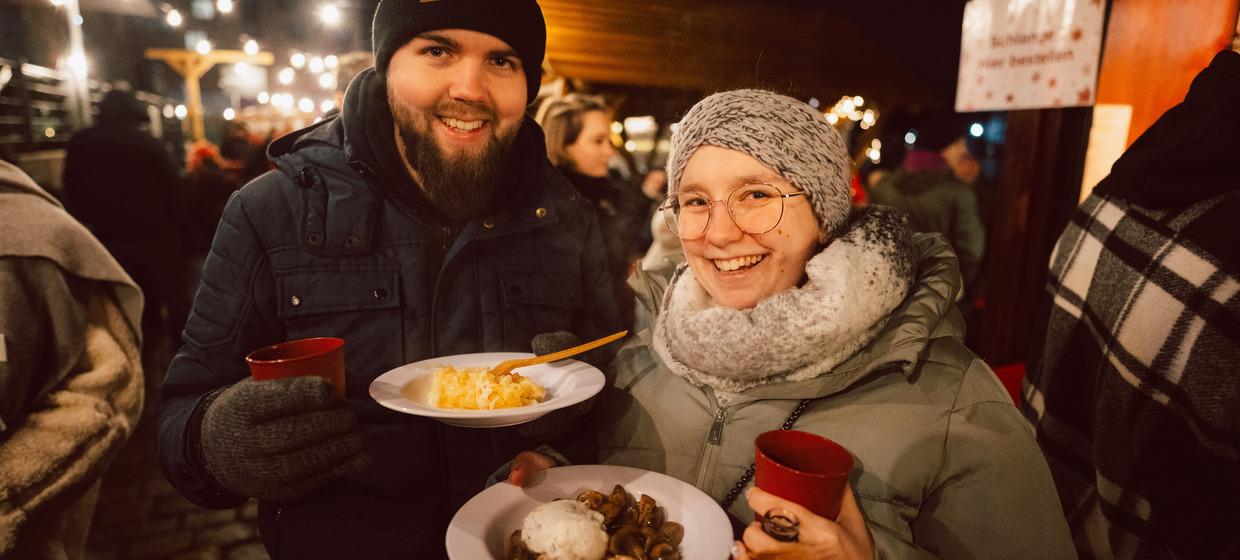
[1024,191,1240,560]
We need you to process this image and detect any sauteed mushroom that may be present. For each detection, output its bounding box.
[658,521,685,546]
[578,489,607,510]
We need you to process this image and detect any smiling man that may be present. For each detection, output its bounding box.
[154,1,621,558]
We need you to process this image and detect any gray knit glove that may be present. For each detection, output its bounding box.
[516,332,590,440]
[197,375,371,502]
[531,331,580,357]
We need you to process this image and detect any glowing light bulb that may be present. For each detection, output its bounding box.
[244,40,259,56]
[320,4,341,25]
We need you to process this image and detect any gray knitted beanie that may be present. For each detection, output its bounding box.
[667,89,852,235]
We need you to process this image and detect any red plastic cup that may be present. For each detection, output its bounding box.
[754,430,854,520]
[245,337,346,399]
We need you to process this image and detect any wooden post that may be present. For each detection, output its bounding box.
[144,49,274,142]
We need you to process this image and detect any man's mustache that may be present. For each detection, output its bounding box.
[434,100,497,122]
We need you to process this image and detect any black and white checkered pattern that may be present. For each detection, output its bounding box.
[1025,191,1240,559]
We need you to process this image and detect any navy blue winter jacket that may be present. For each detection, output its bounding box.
[155,74,621,558]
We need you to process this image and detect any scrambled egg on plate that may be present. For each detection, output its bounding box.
[428,366,546,410]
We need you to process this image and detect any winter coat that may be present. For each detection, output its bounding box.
[869,170,985,287]
[155,73,622,558]
[62,90,182,245]
[1026,49,1240,560]
[593,233,1075,559]
[0,160,144,559]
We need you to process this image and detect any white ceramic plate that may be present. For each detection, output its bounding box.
[447,465,734,560]
[368,352,606,428]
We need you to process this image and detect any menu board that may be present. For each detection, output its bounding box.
[956,0,1106,112]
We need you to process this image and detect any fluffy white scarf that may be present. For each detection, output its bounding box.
[653,207,916,400]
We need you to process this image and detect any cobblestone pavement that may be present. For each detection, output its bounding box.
[86,334,270,560]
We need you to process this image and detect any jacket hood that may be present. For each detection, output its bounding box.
[1094,50,1240,208]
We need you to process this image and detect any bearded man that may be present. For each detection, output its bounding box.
[154,2,621,557]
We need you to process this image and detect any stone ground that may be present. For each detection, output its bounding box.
[85,333,270,560]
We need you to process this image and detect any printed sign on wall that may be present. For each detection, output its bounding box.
[956,0,1106,112]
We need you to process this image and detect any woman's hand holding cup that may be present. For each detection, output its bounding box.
[733,485,873,560]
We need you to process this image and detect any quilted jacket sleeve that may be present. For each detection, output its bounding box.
[902,359,1075,560]
[155,188,283,508]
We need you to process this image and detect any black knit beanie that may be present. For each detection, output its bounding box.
[371,0,546,103]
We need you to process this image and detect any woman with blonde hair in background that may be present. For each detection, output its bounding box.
[538,94,646,326]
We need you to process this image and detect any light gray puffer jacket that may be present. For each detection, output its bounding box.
[595,234,1075,559]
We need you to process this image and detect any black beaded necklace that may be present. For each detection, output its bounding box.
[719,398,813,510]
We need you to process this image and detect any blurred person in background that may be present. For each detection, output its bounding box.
[182,142,240,266]
[1026,49,1240,560]
[639,168,684,273]
[62,89,188,348]
[218,121,267,184]
[0,158,143,559]
[869,113,985,292]
[538,93,647,327]
[509,89,1074,559]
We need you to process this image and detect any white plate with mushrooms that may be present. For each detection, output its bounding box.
[447,465,733,559]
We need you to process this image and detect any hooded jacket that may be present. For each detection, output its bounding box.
[0,160,144,559]
[155,69,621,558]
[596,233,1075,559]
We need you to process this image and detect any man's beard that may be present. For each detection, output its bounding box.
[388,95,520,222]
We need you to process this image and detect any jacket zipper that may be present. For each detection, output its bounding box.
[695,390,728,491]
[708,406,730,445]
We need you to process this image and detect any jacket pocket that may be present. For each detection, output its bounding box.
[499,270,581,341]
[275,266,403,382]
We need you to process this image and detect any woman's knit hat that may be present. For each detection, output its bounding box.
[666,89,852,235]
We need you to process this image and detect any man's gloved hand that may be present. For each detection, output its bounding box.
[196,375,371,502]
[531,331,581,357]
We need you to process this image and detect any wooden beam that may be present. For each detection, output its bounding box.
[144,49,274,141]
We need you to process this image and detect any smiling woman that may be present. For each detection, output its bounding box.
[508,89,1077,560]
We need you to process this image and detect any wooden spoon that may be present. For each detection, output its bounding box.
[491,330,629,377]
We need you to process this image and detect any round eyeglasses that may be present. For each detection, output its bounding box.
[660,183,807,240]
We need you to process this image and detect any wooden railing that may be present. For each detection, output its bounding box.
[0,56,180,152]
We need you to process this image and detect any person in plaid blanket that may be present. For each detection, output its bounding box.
[1025,49,1240,560]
